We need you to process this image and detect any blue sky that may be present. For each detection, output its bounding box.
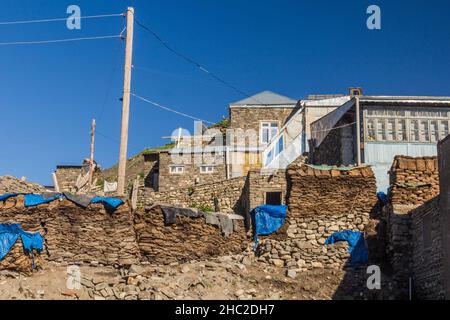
[1,0,450,185]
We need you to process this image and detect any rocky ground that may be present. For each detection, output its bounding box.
[0,250,395,300]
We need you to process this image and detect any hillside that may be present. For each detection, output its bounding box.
[100,143,175,188]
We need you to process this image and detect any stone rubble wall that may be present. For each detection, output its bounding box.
[0,176,46,194]
[386,156,440,298]
[411,197,444,299]
[139,176,247,213]
[388,156,439,206]
[257,164,378,271]
[134,206,248,265]
[0,196,140,268]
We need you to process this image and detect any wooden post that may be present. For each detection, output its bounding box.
[117,7,134,195]
[355,96,362,166]
[88,118,96,190]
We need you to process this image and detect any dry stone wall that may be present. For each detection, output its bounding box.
[386,156,440,298]
[257,164,378,271]
[134,206,248,265]
[388,156,439,205]
[0,196,140,267]
[139,176,247,213]
[411,197,444,299]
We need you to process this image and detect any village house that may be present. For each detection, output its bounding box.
[308,95,450,191]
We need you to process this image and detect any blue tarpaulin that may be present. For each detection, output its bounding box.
[253,205,287,248]
[0,224,44,261]
[0,193,18,201]
[325,230,368,267]
[377,192,388,206]
[91,196,124,210]
[1,193,124,210]
[24,193,63,207]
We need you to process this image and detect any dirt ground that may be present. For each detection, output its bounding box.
[0,253,366,300]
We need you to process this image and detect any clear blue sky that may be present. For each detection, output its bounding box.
[1,0,449,185]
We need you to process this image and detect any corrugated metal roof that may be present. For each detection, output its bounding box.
[230,91,297,106]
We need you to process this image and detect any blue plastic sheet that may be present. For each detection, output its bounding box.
[0,224,44,261]
[325,230,368,267]
[1,192,124,211]
[91,196,124,210]
[377,192,388,206]
[0,193,18,201]
[253,205,287,249]
[24,193,63,207]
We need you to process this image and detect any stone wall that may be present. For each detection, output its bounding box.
[134,206,248,265]
[157,151,227,192]
[388,156,439,205]
[386,155,440,298]
[0,196,140,267]
[257,164,378,271]
[309,118,355,166]
[140,176,247,213]
[229,107,298,144]
[411,197,444,299]
[55,166,82,192]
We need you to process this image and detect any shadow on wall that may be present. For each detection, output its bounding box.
[331,201,398,300]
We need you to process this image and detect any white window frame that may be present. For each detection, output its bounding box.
[169,165,184,174]
[364,107,450,143]
[260,121,279,145]
[200,165,215,174]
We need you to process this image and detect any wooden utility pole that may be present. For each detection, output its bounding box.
[88,118,96,191]
[117,7,134,195]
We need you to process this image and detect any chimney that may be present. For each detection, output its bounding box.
[349,87,363,97]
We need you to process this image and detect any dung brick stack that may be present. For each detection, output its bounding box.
[0,196,140,268]
[134,206,248,265]
[388,156,439,205]
[257,164,379,271]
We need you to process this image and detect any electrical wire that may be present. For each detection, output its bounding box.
[0,13,124,25]
[0,34,122,46]
[134,18,261,104]
[310,122,356,134]
[130,92,215,124]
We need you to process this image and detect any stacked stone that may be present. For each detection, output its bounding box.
[134,206,248,265]
[0,197,140,268]
[257,164,378,271]
[411,198,444,299]
[389,156,439,205]
[287,164,377,216]
[0,175,45,194]
[0,238,45,273]
[139,176,247,213]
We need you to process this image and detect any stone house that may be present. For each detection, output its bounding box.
[309,95,450,191]
[145,90,300,191]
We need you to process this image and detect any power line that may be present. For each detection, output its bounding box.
[134,18,261,104]
[0,34,122,46]
[130,92,215,124]
[0,13,124,25]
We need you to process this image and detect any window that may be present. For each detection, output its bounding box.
[440,121,449,140]
[200,165,214,173]
[266,192,282,205]
[376,119,386,141]
[367,119,376,141]
[419,120,430,142]
[169,166,184,174]
[386,119,396,141]
[397,119,407,141]
[365,107,450,143]
[260,122,278,144]
[410,120,420,142]
[430,120,439,142]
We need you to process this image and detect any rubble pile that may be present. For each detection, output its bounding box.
[134,206,248,265]
[0,176,45,194]
[388,156,439,205]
